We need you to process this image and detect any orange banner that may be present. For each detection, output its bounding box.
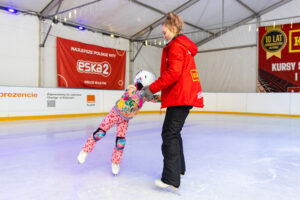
[57,37,126,89]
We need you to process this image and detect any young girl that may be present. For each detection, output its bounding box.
[77,70,160,175]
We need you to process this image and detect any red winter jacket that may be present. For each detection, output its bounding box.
[149,35,204,109]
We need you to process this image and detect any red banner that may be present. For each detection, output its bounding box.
[258,23,300,92]
[57,37,126,90]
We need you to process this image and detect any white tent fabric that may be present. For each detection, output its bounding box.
[0,0,298,92]
[0,0,292,46]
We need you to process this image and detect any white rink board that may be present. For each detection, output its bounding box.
[0,86,300,117]
[0,86,107,117]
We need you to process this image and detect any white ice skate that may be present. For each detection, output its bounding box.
[112,163,120,175]
[77,150,88,164]
[155,179,178,191]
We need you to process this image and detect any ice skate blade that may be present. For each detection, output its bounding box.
[155,185,181,196]
[155,179,178,191]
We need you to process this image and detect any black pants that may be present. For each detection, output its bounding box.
[161,105,192,188]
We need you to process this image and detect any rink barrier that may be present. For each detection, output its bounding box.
[0,87,300,121]
[0,110,299,121]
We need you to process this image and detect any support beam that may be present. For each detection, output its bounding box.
[196,0,293,46]
[131,28,153,62]
[131,0,213,40]
[198,44,257,53]
[236,0,257,15]
[40,0,63,47]
[40,0,60,15]
[43,0,102,18]
[222,0,224,29]
[62,21,131,40]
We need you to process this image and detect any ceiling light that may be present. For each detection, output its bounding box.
[78,26,85,31]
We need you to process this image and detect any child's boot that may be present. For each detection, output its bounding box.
[77,150,88,164]
[112,162,120,175]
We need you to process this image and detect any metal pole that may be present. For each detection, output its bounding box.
[44,0,102,18]
[129,40,134,85]
[131,28,153,62]
[40,0,63,47]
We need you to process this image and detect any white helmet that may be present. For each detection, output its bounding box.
[134,70,156,88]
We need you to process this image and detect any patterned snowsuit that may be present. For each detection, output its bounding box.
[82,84,160,164]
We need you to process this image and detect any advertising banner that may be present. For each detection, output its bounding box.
[258,23,300,92]
[57,37,126,90]
[0,86,103,117]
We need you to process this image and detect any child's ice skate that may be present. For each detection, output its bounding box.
[77,150,88,164]
[112,163,120,175]
[155,179,178,191]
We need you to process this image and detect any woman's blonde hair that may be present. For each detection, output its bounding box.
[163,12,184,35]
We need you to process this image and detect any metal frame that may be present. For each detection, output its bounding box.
[195,0,293,46]
[236,0,257,15]
[130,0,213,40]
[40,0,60,15]
[40,0,64,47]
[131,28,153,62]
[43,0,102,18]
[198,44,257,53]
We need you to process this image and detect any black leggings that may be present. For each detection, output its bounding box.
[161,105,192,188]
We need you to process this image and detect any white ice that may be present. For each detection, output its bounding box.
[0,113,300,200]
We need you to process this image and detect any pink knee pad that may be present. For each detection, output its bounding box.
[93,128,106,141]
[115,137,126,150]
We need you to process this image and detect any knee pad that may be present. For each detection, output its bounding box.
[93,128,106,141]
[115,137,126,150]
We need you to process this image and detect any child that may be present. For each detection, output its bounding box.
[77,70,160,175]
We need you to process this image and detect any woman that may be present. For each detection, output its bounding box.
[143,12,204,190]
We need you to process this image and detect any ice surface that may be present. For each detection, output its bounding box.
[0,113,300,200]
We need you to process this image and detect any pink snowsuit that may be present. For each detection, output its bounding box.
[82,85,160,164]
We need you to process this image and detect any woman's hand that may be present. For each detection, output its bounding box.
[142,86,154,100]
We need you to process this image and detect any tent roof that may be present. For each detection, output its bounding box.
[0,0,293,46]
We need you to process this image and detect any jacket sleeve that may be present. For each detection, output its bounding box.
[149,43,185,94]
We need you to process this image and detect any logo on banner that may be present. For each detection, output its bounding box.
[289,29,300,53]
[77,60,111,77]
[261,27,287,59]
[0,92,38,98]
[87,95,95,106]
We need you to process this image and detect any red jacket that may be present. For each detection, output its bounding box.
[149,35,204,109]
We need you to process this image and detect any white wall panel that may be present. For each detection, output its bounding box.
[133,45,162,81]
[198,24,257,51]
[0,12,39,87]
[196,47,257,92]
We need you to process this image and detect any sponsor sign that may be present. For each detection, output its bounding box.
[57,37,126,90]
[258,23,300,92]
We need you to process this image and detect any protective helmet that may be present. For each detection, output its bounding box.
[134,70,156,90]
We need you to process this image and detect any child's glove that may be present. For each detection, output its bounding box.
[143,85,154,100]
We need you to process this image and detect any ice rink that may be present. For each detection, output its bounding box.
[0,113,300,200]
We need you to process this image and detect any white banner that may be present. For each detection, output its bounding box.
[0,86,107,117]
